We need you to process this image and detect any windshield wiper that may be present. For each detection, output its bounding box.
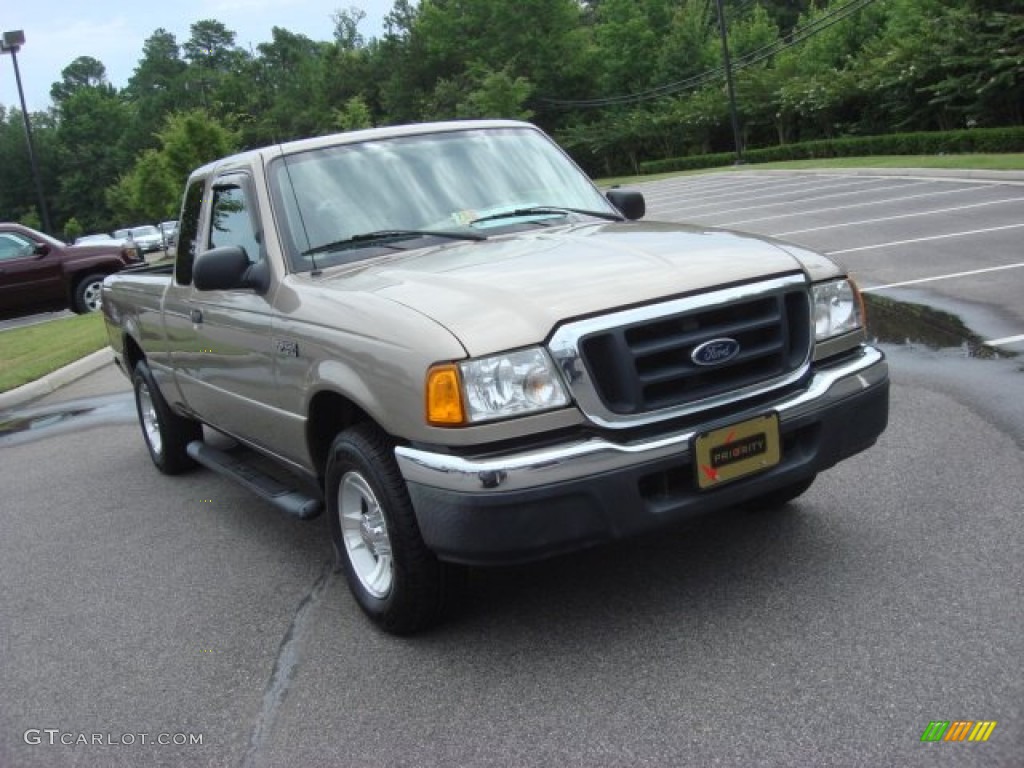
[468,206,624,226]
[303,228,486,257]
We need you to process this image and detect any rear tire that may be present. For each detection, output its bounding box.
[72,273,106,313]
[326,423,459,635]
[132,360,202,474]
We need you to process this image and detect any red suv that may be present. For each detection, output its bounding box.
[0,223,143,317]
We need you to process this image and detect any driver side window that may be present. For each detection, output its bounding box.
[209,181,262,265]
[0,232,34,261]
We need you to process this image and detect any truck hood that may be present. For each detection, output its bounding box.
[320,221,814,356]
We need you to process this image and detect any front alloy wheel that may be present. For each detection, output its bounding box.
[338,470,394,599]
[325,423,460,634]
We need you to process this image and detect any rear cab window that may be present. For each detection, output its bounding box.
[175,179,206,286]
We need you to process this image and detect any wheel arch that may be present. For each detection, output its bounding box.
[307,389,375,483]
[122,332,146,374]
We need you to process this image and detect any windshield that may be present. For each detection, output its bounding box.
[268,127,614,272]
[132,226,160,238]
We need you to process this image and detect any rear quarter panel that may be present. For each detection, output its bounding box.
[102,270,174,383]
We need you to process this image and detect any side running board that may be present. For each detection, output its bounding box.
[187,441,323,520]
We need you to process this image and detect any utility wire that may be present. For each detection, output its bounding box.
[540,0,879,109]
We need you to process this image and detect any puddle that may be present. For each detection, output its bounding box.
[0,407,94,435]
[863,294,1015,359]
[0,393,136,445]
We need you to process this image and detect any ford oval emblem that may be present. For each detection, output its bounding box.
[691,338,741,366]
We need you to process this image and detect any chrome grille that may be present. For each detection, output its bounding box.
[548,275,812,428]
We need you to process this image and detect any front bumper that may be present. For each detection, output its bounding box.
[396,345,888,565]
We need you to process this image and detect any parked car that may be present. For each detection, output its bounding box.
[114,225,164,254]
[0,222,143,316]
[159,220,179,248]
[75,233,119,245]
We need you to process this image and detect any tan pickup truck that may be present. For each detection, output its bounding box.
[102,120,889,634]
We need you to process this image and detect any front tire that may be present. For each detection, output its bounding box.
[326,423,458,635]
[72,273,106,313]
[132,360,202,474]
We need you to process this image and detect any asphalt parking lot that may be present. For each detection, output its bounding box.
[640,169,1024,350]
[1,170,1022,767]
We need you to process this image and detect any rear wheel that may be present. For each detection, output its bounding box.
[72,273,106,313]
[132,361,202,474]
[326,423,458,634]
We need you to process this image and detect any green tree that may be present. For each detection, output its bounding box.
[592,0,663,94]
[245,28,332,143]
[108,110,238,223]
[54,87,131,232]
[0,107,38,221]
[656,0,717,85]
[122,30,189,153]
[414,0,585,117]
[332,6,367,51]
[20,208,42,229]
[182,20,247,115]
[335,95,374,131]
[50,56,110,105]
[63,216,83,243]
[457,66,535,120]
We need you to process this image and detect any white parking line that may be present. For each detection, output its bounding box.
[860,262,1024,292]
[641,174,837,203]
[827,223,1024,255]
[655,181,936,220]
[649,176,884,209]
[771,198,1024,237]
[716,185,983,227]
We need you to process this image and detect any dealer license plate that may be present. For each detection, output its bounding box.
[694,413,781,490]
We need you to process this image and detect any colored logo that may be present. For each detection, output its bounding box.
[920,721,997,742]
[691,337,741,367]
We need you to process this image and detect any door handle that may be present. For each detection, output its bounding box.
[190,308,203,324]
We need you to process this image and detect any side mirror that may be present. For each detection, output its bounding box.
[606,189,645,221]
[193,245,269,293]
[33,243,51,257]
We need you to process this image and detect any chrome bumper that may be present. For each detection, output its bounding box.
[395,345,887,494]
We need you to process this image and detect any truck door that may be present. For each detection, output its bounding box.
[170,173,282,449]
[0,231,64,312]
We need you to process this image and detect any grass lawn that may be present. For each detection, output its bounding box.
[596,153,1024,187]
[0,313,108,393]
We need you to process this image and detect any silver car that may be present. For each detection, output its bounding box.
[114,225,164,253]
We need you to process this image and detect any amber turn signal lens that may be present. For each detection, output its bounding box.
[426,364,465,426]
[850,275,867,326]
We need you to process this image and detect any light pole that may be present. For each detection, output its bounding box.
[1,29,53,234]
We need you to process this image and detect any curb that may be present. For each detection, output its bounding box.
[0,348,114,412]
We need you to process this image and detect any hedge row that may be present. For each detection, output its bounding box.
[638,126,1024,174]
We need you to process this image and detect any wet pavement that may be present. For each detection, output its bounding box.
[0,392,137,446]
[864,294,1016,360]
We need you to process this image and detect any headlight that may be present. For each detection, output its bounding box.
[813,278,864,341]
[426,347,570,426]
